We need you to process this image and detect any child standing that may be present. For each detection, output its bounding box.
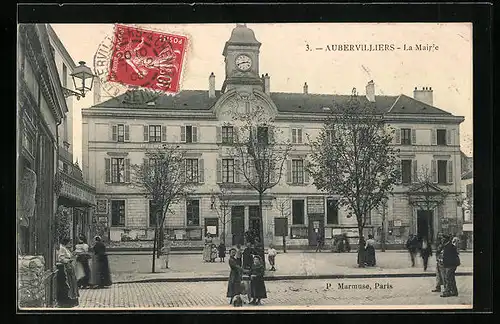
[160,237,171,269]
[218,241,226,262]
[211,244,218,262]
[267,244,277,271]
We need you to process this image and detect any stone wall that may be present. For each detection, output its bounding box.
[18,255,46,308]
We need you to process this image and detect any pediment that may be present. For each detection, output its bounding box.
[213,89,278,121]
[407,182,445,195]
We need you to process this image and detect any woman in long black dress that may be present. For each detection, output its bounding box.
[89,236,112,288]
[226,248,243,304]
[357,236,367,268]
[56,237,79,307]
[365,234,376,267]
[249,255,267,305]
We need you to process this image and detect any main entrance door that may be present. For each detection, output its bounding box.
[231,206,245,246]
[308,214,325,246]
[417,210,434,242]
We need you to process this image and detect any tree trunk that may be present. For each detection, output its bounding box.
[258,192,266,267]
[357,225,365,267]
[282,235,287,253]
[151,226,157,273]
[381,205,386,252]
[157,227,164,258]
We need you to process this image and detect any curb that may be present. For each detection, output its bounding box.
[106,250,474,256]
[114,271,473,284]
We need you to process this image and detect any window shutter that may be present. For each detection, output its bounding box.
[161,125,167,142]
[286,160,292,183]
[234,159,240,183]
[396,160,402,184]
[198,159,204,183]
[394,128,401,144]
[105,158,111,183]
[192,126,198,143]
[143,125,149,142]
[411,129,416,145]
[216,126,222,143]
[431,160,437,183]
[216,159,222,183]
[181,126,186,143]
[304,160,309,183]
[180,159,186,182]
[233,126,239,142]
[268,127,274,143]
[412,159,418,183]
[291,128,296,143]
[446,129,451,145]
[431,129,437,145]
[447,160,453,183]
[298,129,303,144]
[124,125,130,141]
[112,125,117,141]
[124,158,131,183]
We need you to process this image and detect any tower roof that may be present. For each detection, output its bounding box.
[223,24,261,55]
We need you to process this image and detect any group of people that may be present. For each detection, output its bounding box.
[202,234,227,263]
[56,234,112,308]
[226,242,271,306]
[357,234,377,267]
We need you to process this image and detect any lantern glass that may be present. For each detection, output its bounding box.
[71,61,95,96]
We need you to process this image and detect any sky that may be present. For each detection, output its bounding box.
[50,23,473,164]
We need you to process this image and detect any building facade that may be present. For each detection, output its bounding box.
[82,24,465,248]
[46,25,97,246]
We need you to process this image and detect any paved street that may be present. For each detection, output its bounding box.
[77,276,472,309]
[104,251,473,283]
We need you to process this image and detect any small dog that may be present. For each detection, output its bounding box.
[233,295,243,307]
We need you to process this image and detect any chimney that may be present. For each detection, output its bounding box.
[93,78,101,106]
[263,73,270,95]
[208,72,216,98]
[413,86,433,106]
[303,82,308,94]
[365,80,375,102]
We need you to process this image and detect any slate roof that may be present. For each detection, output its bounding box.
[93,89,453,116]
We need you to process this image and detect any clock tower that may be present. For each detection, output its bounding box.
[221,24,263,93]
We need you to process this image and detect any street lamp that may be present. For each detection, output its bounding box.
[62,61,96,100]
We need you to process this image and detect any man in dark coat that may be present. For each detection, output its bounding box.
[226,248,243,305]
[432,233,445,292]
[242,242,254,271]
[406,234,419,267]
[441,234,460,297]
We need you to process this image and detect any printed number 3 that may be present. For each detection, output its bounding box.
[306,44,310,51]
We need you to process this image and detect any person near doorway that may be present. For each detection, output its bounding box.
[357,236,367,268]
[315,230,323,252]
[249,255,267,305]
[406,234,419,267]
[432,233,446,293]
[89,236,112,289]
[441,234,460,297]
[267,244,277,271]
[420,237,432,271]
[365,234,376,266]
[74,234,91,289]
[56,237,79,307]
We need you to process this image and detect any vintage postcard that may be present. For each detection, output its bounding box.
[17,22,473,310]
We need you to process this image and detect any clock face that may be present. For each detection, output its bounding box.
[235,54,252,71]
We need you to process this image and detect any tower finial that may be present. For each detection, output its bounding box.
[236,23,247,27]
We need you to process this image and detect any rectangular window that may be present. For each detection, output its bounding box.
[438,160,448,184]
[292,159,304,184]
[149,125,162,142]
[401,160,412,184]
[185,159,199,183]
[186,125,193,143]
[186,199,200,226]
[149,200,162,227]
[117,124,125,142]
[292,128,303,144]
[111,158,125,183]
[222,159,235,183]
[204,218,219,237]
[292,199,305,225]
[111,200,125,226]
[437,129,447,145]
[257,126,269,144]
[326,199,339,225]
[62,63,68,87]
[401,128,411,145]
[222,126,234,144]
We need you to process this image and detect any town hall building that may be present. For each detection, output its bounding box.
[81,24,465,248]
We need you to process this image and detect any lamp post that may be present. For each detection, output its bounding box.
[62,61,96,100]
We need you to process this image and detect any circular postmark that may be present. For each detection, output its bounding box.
[93,24,189,105]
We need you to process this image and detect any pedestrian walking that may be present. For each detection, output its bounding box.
[89,236,112,289]
[419,237,432,271]
[56,237,79,307]
[73,234,91,289]
[202,233,213,262]
[160,236,171,269]
[365,234,376,267]
[441,234,461,297]
[267,244,277,271]
[357,236,367,268]
[432,233,446,293]
[218,241,226,262]
[226,248,244,305]
[249,255,267,305]
[406,234,419,267]
[315,230,323,252]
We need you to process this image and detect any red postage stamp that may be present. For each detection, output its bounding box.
[108,24,188,94]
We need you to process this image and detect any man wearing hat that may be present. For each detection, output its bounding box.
[441,234,461,297]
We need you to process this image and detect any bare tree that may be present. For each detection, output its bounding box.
[308,89,400,266]
[210,187,231,244]
[131,144,193,273]
[228,105,293,264]
[273,197,291,252]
